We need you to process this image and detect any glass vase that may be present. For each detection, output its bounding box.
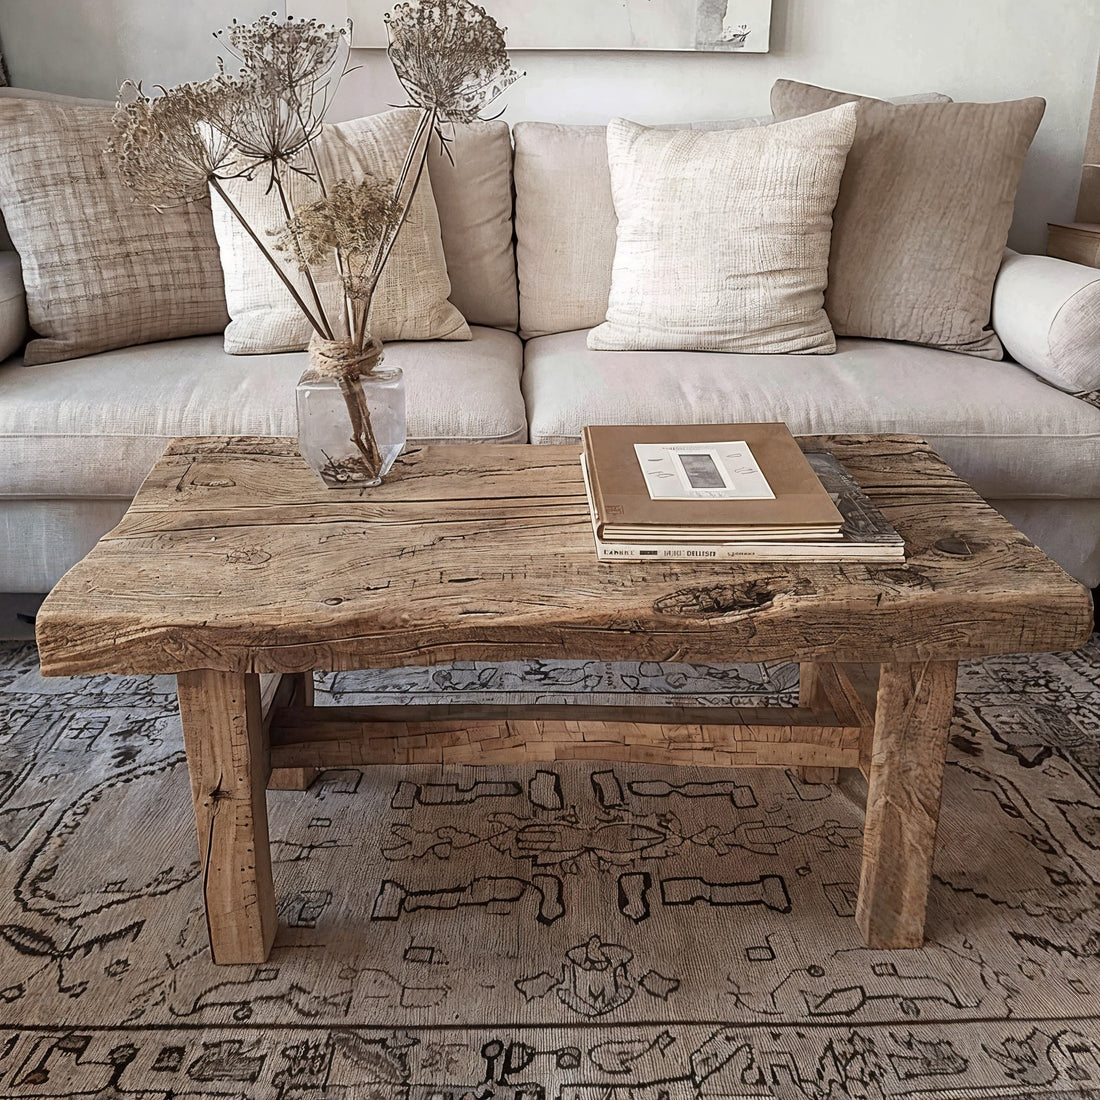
[296,335,406,488]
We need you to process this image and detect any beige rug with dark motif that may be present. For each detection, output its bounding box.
[1,638,1099,1099]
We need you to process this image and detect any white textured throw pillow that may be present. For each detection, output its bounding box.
[212,110,469,354]
[587,105,858,354]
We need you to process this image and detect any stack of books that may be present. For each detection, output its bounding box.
[580,423,905,563]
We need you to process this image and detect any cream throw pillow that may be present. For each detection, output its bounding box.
[771,81,1045,359]
[515,116,771,339]
[212,110,469,353]
[588,105,858,354]
[0,98,230,366]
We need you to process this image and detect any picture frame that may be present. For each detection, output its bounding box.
[344,0,772,53]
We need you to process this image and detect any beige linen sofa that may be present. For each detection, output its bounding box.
[1,110,1099,594]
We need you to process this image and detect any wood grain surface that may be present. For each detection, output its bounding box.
[856,660,958,948]
[265,672,320,791]
[35,436,1092,676]
[264,686,870,772]
[177,669,276,964]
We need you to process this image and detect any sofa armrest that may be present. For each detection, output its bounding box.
[992,249,1100,393]
[0,251,27,362]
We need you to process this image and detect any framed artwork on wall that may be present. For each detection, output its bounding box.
[345,0,773,52]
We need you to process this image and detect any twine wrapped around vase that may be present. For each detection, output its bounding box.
[302,334,385,383]
[302,334,386,478]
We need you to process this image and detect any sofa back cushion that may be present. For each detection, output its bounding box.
[428,120,518,332]
[514,123,615,339]
[514,95,951,340]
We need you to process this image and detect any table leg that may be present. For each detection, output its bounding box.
[268,673,320,791]
[797,662,839,784]
[857,660,957,948]
[177,669,277,964]
[267,767,321,790]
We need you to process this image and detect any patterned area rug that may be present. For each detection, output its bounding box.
[1,638,1099,1098]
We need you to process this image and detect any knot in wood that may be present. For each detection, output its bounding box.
[934,537,976,557]
[225,548,271,565]
[653,581,778,619]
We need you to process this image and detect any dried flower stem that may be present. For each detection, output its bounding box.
[393,107,434,209]
[272,173,334,339]
[308,335,386,477]
[210,176,328,339]
[379,117,433,288]
[355,106,438,346]
[297,124,357,346]
[339,374,383,473]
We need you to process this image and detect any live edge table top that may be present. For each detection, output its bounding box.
[36,434,1093,678]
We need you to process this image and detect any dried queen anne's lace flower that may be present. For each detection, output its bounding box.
[213,14,351,180]
[215,13,348,89]
[386,0,522,125]
[272,176,403,300]
[110,4,518,353]
[110,78,243,208]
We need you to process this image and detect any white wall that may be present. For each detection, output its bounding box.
[3,0,1098,254]
[0,0,277,96]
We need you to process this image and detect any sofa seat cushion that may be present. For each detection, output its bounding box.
[0,326,525,499]
[523,330,1100,500]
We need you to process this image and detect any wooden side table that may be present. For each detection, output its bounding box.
[1047,221,1100,267]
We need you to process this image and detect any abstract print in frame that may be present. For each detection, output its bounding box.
[346,0,773,52]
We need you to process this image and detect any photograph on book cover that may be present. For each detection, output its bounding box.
[634,441,776,501]
[345,0,773,51]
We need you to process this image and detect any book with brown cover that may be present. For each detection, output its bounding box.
[580,452,905,561]
[582,423,844,538]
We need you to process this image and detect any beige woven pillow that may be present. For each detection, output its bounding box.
[771,80,1045,359]
[0,98,230,366]
[588,105,858,354]
[212,110,469,353]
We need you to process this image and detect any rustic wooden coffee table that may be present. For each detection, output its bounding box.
[35,435,1092,964]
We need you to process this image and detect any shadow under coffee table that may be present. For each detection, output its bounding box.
[35,435,1093,964]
